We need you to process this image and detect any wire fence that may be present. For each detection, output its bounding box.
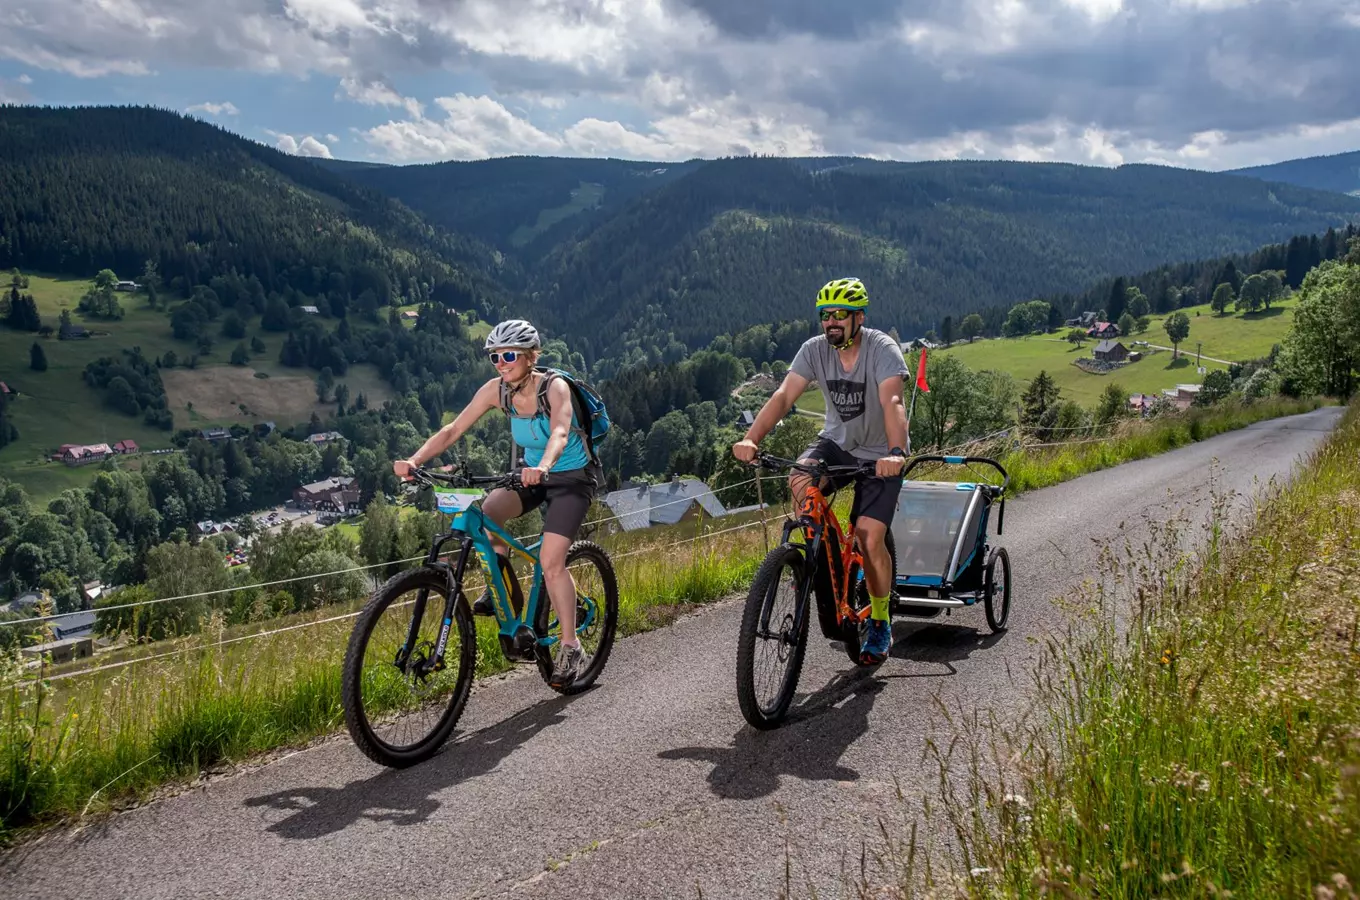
[7,417,1148,684]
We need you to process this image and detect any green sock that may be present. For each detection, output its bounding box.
[869,593,891,621]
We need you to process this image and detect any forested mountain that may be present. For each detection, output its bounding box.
[0,106,515,315]
[1228,150,1360,197]
[4,104,1360,376]
[514,156,1360,355]
[317,155,704,255]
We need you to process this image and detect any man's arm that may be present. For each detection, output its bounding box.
[875,374,908,476]
[731,370,811,462]
[878,374,908,451]
[745,370,810,442]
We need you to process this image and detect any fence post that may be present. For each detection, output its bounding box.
[755,467,770,553]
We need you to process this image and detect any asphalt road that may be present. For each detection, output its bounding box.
[1,407,1343,899]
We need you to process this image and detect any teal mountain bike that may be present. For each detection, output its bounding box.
[341,465,619,768]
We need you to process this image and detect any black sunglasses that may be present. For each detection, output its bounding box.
[819,309,853,322]
[488,350,522,365]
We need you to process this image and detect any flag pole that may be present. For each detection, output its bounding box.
[906,346,927,453]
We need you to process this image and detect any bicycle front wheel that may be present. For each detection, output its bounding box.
[341,565,477,768]
[736,543,809,730]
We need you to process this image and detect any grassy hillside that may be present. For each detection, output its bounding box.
[938,297,1295,406]
[0,273,393,503]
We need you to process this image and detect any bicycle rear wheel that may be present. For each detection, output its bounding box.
[341,565,476,768]
[736,543,809,729]
[533,540,619,694]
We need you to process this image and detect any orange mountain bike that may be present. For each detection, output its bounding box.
[735,452,897,729]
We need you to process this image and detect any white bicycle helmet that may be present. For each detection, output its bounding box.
[484,318,541,350]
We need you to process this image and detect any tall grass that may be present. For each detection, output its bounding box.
[0,398,1332,842]
[0,512,773,840]
[916,400,1360,898]
[1000,396,1325,493]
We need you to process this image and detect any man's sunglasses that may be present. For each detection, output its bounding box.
[819,309,854,322]
[488,350,522,365]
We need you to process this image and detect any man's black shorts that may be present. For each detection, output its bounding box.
[799,438,902,526]
[509,464,601,538]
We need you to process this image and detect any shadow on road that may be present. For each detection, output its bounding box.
[243,694,574,840]
[884,621,1006,673]
[823,620,1005,678]
[657,669,883,801]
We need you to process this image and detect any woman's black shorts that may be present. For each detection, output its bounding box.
[509,465,601,538]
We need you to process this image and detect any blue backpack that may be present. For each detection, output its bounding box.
[501,366,611,467]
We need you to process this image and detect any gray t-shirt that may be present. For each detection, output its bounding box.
[790,327,910,460]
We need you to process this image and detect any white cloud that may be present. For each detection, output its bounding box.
[325,132,340,143]
[1060,0,1125,22]
[273,132,333,158]
[186,101,240,116]
[0,78,32,104]
[338,75,423,118]
[2,0,1358,171]
[17,74,32,84]
[362,91,825,162]
[0,42,150,77]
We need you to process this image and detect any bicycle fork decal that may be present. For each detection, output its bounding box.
[435,616,453,661]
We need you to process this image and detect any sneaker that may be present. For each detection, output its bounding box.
[549,642,591,688]
[471,586,495,616]
[858,618,891,666]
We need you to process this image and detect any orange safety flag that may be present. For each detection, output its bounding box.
[915,347,930,393]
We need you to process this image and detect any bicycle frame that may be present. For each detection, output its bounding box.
[395,479,569,674]
[776,480,869,631]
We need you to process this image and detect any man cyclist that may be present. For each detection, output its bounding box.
[732,277,909,665]
[394,319,601,687]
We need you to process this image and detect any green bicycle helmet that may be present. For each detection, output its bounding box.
[815,277,869,311]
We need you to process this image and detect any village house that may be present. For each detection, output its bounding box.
[1092,339,1130,363]
[299,305,320,315]
[293,476,362,514]
[1065,311,1099,328]
[1086,321,1120,339]
[0,590,44,615]
[114,280,139,292]
[599,477,731,534]
[58,322,91,340]
[200,427,231,442]
[113,439,140,455]
[58,442,113,466]
[1161,383,1202,411]
[304,431,344,446]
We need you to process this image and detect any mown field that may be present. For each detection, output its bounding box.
[938,297,1296,406]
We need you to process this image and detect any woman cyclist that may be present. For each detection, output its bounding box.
[394,319,602,687]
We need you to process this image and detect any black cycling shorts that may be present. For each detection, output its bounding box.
[509,465,601,538]
[799,438,902,527]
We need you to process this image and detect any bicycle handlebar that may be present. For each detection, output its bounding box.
[403,465,525,491]
[900,454,1009,492]
[750,452,878,477]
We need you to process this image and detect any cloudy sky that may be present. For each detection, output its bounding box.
[1,0,1357,169]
